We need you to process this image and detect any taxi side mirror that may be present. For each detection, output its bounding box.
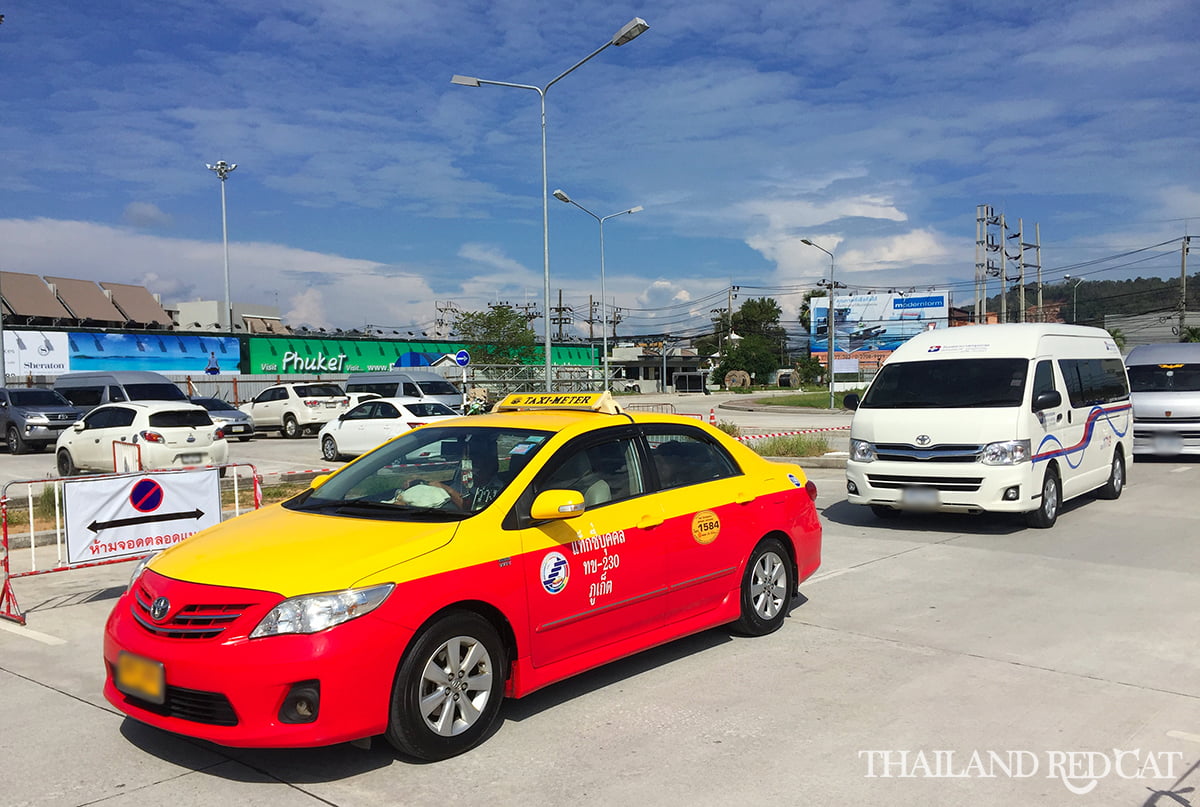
[309,473,330,489]
[530,489,586,520]
[73,421,86,432]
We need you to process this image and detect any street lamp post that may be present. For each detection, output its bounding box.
[552,189,641,390]
[452,17,649,392]
[801,238,838,410]
[205,160,237,332]
[1065,274,1084,323]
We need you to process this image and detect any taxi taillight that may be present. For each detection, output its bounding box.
[805,480,818,501]
[407,421,426,429]
[139,430,165,444]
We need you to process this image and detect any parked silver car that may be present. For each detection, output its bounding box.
[190,396,256,442]
[0,387,84,454]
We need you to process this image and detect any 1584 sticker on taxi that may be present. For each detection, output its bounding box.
[691,510,721,545]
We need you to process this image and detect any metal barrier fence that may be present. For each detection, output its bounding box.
[0,463,261,625]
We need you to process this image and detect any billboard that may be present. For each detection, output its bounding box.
[1,330,240,376]
[810,291,950,355]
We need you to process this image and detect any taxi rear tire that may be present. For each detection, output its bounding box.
[386,611,506,761]
[733,537,793,636]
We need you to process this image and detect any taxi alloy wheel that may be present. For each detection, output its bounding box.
[386,611,507,761]
[733,538,793,636]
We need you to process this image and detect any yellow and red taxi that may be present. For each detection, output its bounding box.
[103,392,822,760]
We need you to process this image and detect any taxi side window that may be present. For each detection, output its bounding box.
[646,431,738,489]
[539,438,643,508]
[346,403,375,420]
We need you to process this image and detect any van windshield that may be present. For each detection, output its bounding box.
[417,380,459,396]
[125,383,188,401]
[1128,363,1200,392]
[861,358,1029,408]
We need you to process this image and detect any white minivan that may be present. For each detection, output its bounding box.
[844,323,1131,528]
[1125,342,1200,457]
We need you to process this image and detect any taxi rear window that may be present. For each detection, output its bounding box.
[149,410,213,428]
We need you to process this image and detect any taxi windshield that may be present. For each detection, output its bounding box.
[287,425,552,520]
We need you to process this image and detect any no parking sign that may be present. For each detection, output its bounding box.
[63,469,222,564]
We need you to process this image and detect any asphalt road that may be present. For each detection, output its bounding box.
[2,433,1199,805]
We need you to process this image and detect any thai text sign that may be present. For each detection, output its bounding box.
[64,469,221,564]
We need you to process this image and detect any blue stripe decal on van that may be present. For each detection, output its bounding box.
[1032,403,1131,468]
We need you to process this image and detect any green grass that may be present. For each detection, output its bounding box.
[745,434,830,457]
[765,389,866,409]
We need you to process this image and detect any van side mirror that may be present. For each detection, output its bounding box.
[843,393,861,411]
[1032,390,1062,412]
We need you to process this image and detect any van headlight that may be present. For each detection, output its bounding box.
[250,583,394,637]
[981,439,1031,466]
[850,439,876,463]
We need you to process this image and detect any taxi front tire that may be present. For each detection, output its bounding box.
[56,449,77,477]
[733,537,793,636]
[386,611,507,761]
[321,435,343,462]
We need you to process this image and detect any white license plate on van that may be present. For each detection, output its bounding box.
[901,487,940,508]
[1155,434,1184,454]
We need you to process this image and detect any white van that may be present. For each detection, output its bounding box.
[343,370,464,413]
[1125,342,1200,456]
[844,323,1131,528]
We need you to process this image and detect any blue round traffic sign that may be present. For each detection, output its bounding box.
[130,479,165,513]
[455,349,471,367]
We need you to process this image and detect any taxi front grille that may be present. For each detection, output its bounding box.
[867,473,983,492]
[131,582,251,640]
[873,443,982,463]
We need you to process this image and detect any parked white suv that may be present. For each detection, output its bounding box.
[240,382,349,438]
[55,401,229,476]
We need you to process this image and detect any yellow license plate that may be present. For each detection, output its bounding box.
[116,651,165,705]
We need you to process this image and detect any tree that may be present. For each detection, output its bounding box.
[453,306,539,364]
[714,334,780,384]
[1182,325,1200,343]
[1106,327,1126,351]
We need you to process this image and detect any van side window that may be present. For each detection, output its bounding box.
[1058,358,1129,407]
[1032,360,1056,398]
[108,385,127,402]
[402,383,420,397]
[61,386,103,407]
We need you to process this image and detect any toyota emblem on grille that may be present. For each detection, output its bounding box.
[150,597,171,621]
[915,434,932,446]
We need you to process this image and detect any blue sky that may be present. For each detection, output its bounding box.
[2,0,1198,338]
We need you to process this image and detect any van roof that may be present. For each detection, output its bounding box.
[345,370,448,381]
[891,323,1115,360]
[1125,342,1200,366]
[54,371,177,384]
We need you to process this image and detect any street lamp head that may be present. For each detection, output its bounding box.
[800,238,814,246]
[611,17,650,46]
[552,189,571,203]
[450,74,481,87]
[626,205,644,214]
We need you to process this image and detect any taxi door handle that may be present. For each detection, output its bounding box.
[637,513,664,530]
[734,491,755,504]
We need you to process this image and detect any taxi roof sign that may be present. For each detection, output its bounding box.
[493,391,624,415]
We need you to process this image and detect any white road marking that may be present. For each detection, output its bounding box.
[1166,730,1200,744]
[0,620,68,645]
[1170,467,1191,474]
[804,567,859,585]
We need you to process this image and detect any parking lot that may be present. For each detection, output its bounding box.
[3,396,1199,805]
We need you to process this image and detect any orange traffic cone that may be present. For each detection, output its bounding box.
[709,408,717,426]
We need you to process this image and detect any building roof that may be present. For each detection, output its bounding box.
[0,271,74,321]
[99,282,173,327]
[45,276,126,322]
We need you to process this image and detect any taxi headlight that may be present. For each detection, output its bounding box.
[128,551,161,591]
[981,439,1031,466]
[850,439,876,463]
[250,583,394,638]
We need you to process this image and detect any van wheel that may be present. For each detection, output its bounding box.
[56,449,77,477]
[385,611,506,761]
[1096,451,1125,500]
[282,415,301,439]
[1025,469,1060,529]
[7,426,29,455]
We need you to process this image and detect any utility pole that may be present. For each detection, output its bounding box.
[999,213,1007,324]
[1013,218,1026,323]
[587,294,595,341]
[551,289,573,341]
[1035,223,1043,322]
[1181,236,1191,341]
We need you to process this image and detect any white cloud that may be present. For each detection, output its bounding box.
[122,202,173,229]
